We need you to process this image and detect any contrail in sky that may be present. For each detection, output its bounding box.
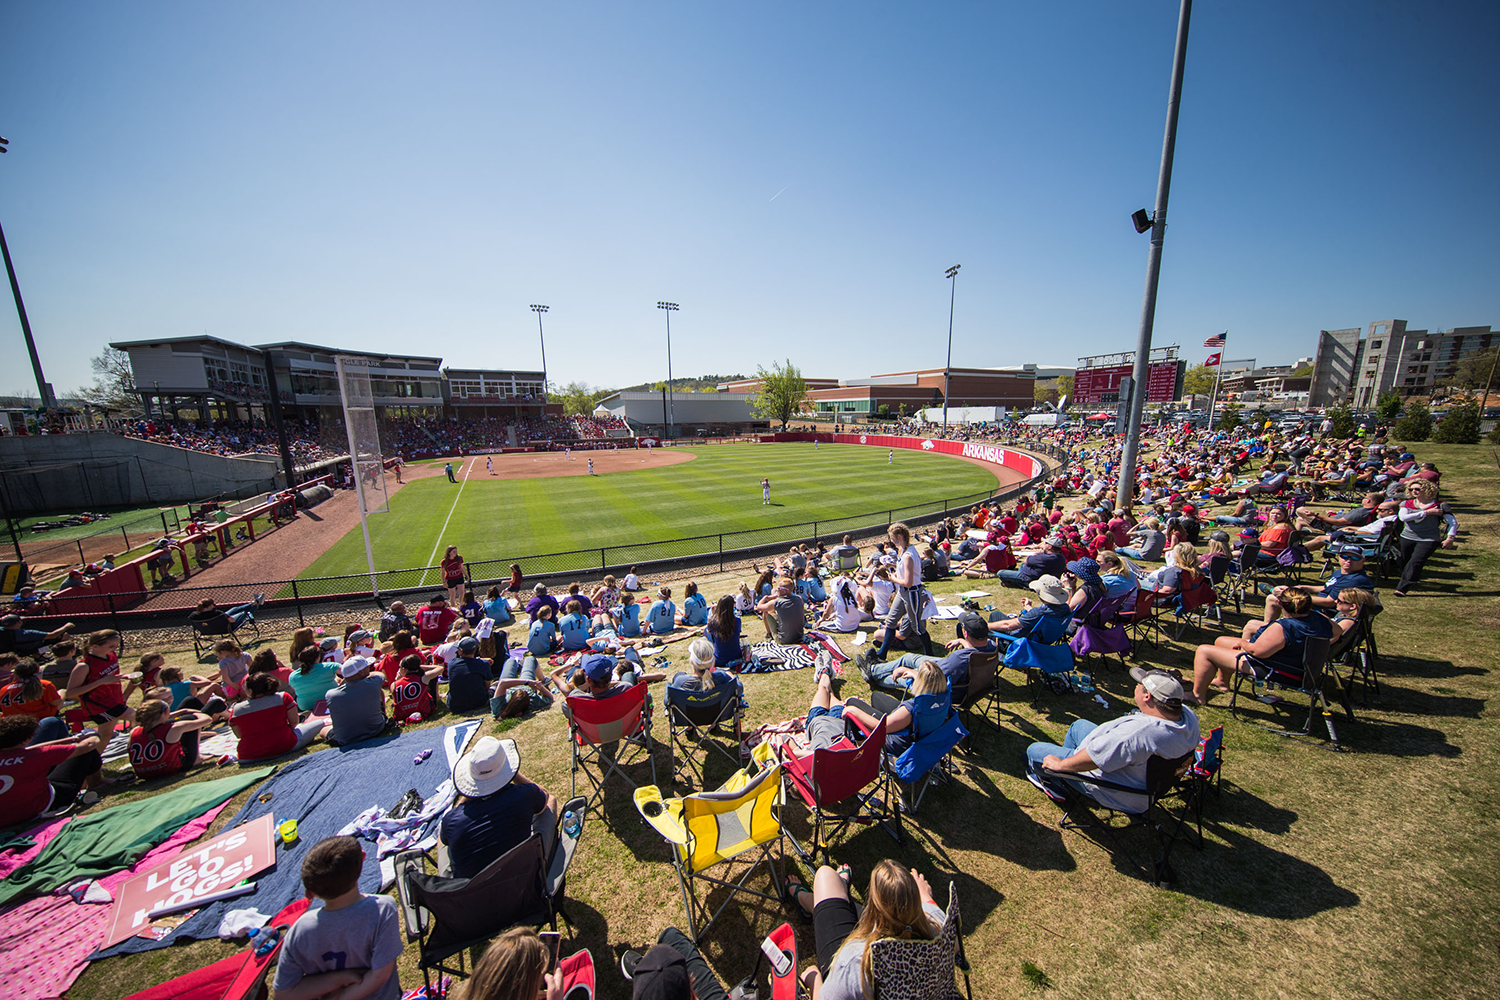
[769,185,790,202]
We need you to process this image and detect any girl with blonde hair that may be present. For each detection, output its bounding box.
[464,926,562,1000]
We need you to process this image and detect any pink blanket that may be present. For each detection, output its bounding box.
[0,816,73,880]
[0,802,229,1000]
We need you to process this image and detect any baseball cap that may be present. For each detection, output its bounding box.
[457,636,479,653]
[957,611,989,640]
[1,614,19,627]
[1182,504,1197,515]
[582,653,616,684]
[339,655,372,678]
[1335,545,1366,560]
[348,629,374,646]
[319,636,341,651]
[430,593,447,604]
[1129,666,1186,706]
[631,943,692,1000]
[1238,527,1260,539]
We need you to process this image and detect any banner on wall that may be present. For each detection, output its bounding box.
[832,433,1043,480]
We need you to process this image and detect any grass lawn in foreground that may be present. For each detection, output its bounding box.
[299,443,1000,577]
[62,443,1500,1000]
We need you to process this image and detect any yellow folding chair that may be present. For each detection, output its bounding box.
[634,741,786,942]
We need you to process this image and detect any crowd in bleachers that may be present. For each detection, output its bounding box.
[119,418,345,465]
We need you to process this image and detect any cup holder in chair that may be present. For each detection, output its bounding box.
[641,800,665,818]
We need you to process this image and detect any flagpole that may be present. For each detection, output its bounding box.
[1205,331,1226,431]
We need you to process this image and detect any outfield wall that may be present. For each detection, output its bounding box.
[761,431,1042,482]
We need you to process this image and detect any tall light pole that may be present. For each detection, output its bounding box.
[657,301,678,438]
[0,136,55,408]
[529,304,549,404]
[1116,0,1193,512]
[943,264,961,431]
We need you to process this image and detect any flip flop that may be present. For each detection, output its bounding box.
[783,874,813,918]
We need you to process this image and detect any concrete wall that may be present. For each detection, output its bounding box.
[0,432,283,513]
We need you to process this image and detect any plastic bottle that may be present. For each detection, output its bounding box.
[562,809,582,838]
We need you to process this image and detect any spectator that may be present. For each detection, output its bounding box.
[65,629,134,746]
[557,600,593,652]
[526,584,560,620]
[482,586,515,626]
[589,575,620,612]
[466,928,565,1000]
[440,737,557,879]
[564,583,594,618]
[1118,518,1166,561]
[289,646,340,712]
[676,582,709,627]
[325,656,389,746]
[127,698,213,780]
[839,659,950,755]
[0,714,105,821]
[623,566,642,592]
[1395,479,1455,596]
[1026,667,1200,809]
[271,835,404,1000]
[0,614,74,657]
[705,595,749,669]
[995,535,1067,588]
[187,595,263,636]
[615,593,644,639]
[0,658,63,722]
[415,594,459,646]
[507,563,524,596]
[492,646,554,721]
[646,587,677,635]
[158,666,228,719]
[757,579,806,645]
[527,605,559,656]
[1187,586,1333,703]
[230,673,326,761]
[446,637,494,713]
[817,576,864,633]
[989,575,1073,647]
[392,655,445,722]
[621,934,726,1000]
[1266,545,1374,620]
[668,638,743,702]
[378,601,413,643]
[214,640,253,702]
[860,613,994,705]
[441,545,467,606]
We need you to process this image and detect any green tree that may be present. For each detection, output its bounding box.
[1033,380,1059,406]
[1326,404,1356,438]
[77,346,139,412]
[1055,373,1074,403]
[557,380,613,416]
[1249,405,1270,430]
[1181,363,1216,397]
[1291,364,1314,377]
[1447,345,1500,393]
[1392,401,1431,441]
[1376,391,1404,422]
[751,359,809,431]
[1433,402,1481,444]
[1216,403,1241,431]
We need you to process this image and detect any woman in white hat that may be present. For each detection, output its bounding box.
[439,736,557,879]
[989,574,1074,647]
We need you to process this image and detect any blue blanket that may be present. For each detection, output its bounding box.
[94,720,480,958]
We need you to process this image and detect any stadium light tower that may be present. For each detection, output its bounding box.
[0,136,56,409]
[943,264,961,431]
[529,304,549,401]
[657,301,678,438]
[1116,0,1193,512]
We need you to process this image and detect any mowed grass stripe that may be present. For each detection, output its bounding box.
[298,444,1000,578]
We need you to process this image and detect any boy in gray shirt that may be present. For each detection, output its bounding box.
[272,836,403,1000]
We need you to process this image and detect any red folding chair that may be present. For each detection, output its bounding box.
[119,898,311,1000]
[779,716,895,862]
[1118,588,1162,652]
[558,949,597,999]
[562,682,658,812]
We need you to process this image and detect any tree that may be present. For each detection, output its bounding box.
[1055,373,1074,402]
[556,380,614,416]
[1326,404,1356,438]
[1447,345,1500,393]
[1392,400,1431,441]
[77,347,139,412]
[1376,391,1404,422]
[1291,364,1314,377]
[1433,402,1481,444]
[750,359,809,431]
[1249,405,1270,430]
[1181,363,1216,397]
[1216,403,1241,432]
[1033,380,1059,406]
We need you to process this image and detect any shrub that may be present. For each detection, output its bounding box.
[1217,404,1241,432]
[1393,401,1431,442]
[1433,403,1481,444]
[1376,391,1404,421]
[1326,405,1356,438]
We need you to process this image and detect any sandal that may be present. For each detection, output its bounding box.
[835,863,852,885]
[783,874,813,918]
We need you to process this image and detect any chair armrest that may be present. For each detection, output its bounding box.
[1040,766,1140,796]
[390,849,429,941]
[634,786,689,844]
[547,795,587,895]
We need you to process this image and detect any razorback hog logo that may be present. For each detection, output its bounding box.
[921,439,935,450]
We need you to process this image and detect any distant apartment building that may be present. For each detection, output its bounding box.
[1309,321,1495,407]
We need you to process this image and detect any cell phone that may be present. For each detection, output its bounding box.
[760,935,792,977]
[539,930,561,972]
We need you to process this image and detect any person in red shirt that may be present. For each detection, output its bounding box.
[0,659,63,722]
[0,715,104,824]
[377,631,428,684]
[441,545,467,606]
[127,699,213,780]
[65,630,134,747]
[415,595,459,646]
[229,673,326,762]
[391,656,445,722]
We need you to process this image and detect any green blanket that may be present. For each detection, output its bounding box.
[0,768,273,906]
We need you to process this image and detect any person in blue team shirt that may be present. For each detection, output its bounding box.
[458,590,485,631]
[645,587,677,635]
[795,567,828,606]
[556,600,593,651]
[675,581,710,627]
[526,605,558,656]
[615,593,643,638]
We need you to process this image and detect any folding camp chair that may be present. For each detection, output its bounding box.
[1117,588,1162,652]
[1223,541,1263,613]
[562,682,657,811]
[869,881,973,1000]
[862,700,969,821]
[190,612,261,661]
[1169,577,1219,641]
[1159,724,1223,857]
[634,741,786,942]
[780,715,895,861]
[1068,594,1130,673]
[665,682,745,792]
[1229,635,1345,750]
[1042,749,1196,886]
[1201,554,1231,623]
[1346,605,1381,703]
[394,796,587,991]
[735,921,807,1000]
[999,615,1076,708]
[956,650,1001,744]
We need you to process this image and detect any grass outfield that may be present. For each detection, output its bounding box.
[64,443,1500,1000]
[299,443,1000,578]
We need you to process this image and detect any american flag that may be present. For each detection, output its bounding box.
[1204,332,1226,348]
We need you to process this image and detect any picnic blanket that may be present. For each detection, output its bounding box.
[743,632,849,673]
[0,768,272,907]
[0,814,73,879]
[0,802,230,1000]
[96,719,481,958]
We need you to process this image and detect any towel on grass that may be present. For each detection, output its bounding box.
[94,719,480,959]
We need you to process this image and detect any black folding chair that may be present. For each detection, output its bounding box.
[1223,541,1262,613]
[1229,635,1344,750]
[664,682,745,792]
[190,612,261,661]
[957,650,1001,745]
[394,796,586,992]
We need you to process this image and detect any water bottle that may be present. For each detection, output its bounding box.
[562,809,582,838]
[254,927,281,956]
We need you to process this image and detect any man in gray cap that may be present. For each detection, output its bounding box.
[1024,666,1200,812]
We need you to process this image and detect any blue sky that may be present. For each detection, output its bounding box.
[2,1,1497,396]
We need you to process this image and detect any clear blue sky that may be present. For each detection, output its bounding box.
[2,1,1497,396]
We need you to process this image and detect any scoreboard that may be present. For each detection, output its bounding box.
[1073,361,1183,405]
